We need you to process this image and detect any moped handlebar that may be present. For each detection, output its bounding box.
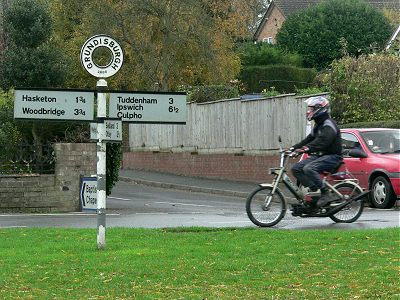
[280,149,299,158]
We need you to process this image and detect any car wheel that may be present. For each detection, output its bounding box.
[370,176,396,209]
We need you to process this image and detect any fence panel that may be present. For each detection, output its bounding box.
[128,94,323,153]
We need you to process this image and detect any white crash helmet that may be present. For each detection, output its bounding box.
[305,96,330,121]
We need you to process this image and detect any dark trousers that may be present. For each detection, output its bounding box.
[291,154,342,189]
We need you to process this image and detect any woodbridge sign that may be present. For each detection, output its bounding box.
[14,88,95,121]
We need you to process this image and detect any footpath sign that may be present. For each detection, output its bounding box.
[14,88,94,121]
[90,119,122,142]
[109,91,186,124]
[80,176,97,211]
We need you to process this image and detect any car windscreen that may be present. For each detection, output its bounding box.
[360,130,400,154]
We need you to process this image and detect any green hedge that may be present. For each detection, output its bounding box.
[189,85,239,103]
[239,65,317,94]
[339,121,400,129]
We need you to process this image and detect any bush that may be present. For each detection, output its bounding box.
[189,85,239,103]
[106,143,122,196]
[0,90,22,146]
[276,0,392,69]
[329,54,400,124]
[237,42,303,67]
[295,86,328,96]
[239,65,317,93]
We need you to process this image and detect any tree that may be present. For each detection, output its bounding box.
[50,0,265,91]
[0,0,71,144]
[276,0,393,69]
[0,0,68,89]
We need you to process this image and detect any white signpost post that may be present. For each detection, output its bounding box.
[80,34,124,250]
[80,35,186,249]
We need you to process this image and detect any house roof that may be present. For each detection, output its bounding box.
[273,0,321,17]
[275,0,400,17]
[254,0,400,41]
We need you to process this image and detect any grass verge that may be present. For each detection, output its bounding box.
[0,227,399,299]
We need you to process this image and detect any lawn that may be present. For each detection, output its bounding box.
[0,227,399,299]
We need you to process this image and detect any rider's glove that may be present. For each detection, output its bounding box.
[288,147,295,152]
[294,146,310,156]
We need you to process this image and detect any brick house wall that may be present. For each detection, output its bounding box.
[256,6,286,44]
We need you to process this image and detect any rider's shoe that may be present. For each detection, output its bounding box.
[303,205,319,214]
[317,187,340,207]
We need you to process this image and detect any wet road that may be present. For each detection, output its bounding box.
[0,181,399,230]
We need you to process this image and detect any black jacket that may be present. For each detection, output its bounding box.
[293,115,342,155]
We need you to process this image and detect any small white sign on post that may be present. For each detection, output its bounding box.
[109,91,187,124]
[80,177,97,211]
[90,119,122,142]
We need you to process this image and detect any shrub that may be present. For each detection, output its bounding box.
[295,86,329,96]
[276,0,392,69]
[189,85,239,103]
[329,54,400,124]
[237,42,303,67]
[106,143,122,196]
[239,65,317,93]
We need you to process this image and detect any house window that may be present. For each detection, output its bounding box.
[262,37,273,44]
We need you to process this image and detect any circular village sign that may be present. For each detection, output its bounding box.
[80,35,124,78]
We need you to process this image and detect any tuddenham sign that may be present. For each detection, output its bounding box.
[80,35,124,78]
[109,91,186,124]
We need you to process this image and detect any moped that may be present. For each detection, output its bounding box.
[246,138,369,227]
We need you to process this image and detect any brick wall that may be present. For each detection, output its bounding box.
[123,151,285,182]
[0,143,96,213]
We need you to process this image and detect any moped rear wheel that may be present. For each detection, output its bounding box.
[329,182,364,223]
[246,186,286,227]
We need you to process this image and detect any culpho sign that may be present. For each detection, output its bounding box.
[109,91,187,124]
[80,35,124,78]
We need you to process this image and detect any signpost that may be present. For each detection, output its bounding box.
[80,34,125,250]
[14,34,187,250]
[14,89,94,121]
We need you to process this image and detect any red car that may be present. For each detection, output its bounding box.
[300,128,400,208]
[340,128,400,208]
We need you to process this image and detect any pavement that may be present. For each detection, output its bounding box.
[118,169,259,198]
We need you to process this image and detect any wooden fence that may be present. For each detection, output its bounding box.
[127,93,328,153]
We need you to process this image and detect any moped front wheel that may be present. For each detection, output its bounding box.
[246,186,286,227]
[329,182,364,223]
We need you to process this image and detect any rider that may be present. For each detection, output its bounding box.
[290,96,343,208]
